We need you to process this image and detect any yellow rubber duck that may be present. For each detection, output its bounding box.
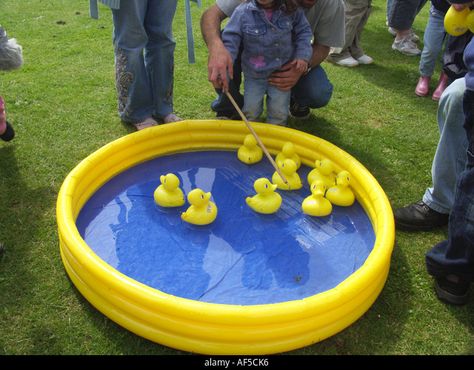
[246,178,282,214]
[307,158,336,189]
[238,134,263,164]
[444,5,471,36]
[272,159,302,190]
[302,181,332,217]
[467,10,474,33]
[326,170,355,207]
[181,188,218,225]
[276,141,301,169]
[153,173,185,207]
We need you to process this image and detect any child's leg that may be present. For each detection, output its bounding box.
[243,77,265,121]
[0,96,15,141]
[419,6,446,77]
[0,96,6,132]
[266,85,290,126]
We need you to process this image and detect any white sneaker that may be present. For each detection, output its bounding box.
[409,30,420,43]
[388,27,419,42]
[356,55,374,65]
[392,37,421,56]
[328,55,359,67]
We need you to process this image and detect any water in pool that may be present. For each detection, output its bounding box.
[76,151,375,305]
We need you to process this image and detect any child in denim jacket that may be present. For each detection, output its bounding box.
[222,0,312,125]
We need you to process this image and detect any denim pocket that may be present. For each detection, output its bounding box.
[276,18,293,31]
[242,24,267,37]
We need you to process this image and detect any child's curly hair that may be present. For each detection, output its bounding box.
[254,0,299,14]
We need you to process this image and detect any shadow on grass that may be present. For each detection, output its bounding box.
[67,282,190,354]
[0,145,57,354]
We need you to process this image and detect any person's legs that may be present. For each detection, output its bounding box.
[423,78,467,214]
[0,96,14,141]
[425,95,474,304]
[242,77,265,122]
[291,65,333,112]
[266,86,290,126]
[389,0,425,56]
[388,0,426,30]
[347,0,372,60]
[395,78,466,230]
[112,1,154,124]
[419,6,446,78]
[145,0,178,120]
[328,0,364,64]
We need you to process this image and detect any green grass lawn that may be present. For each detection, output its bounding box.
[0,0,473,355]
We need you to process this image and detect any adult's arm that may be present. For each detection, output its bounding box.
[201,5,233,90]
[268,43,330,91]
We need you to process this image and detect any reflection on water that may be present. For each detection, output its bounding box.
[76,151,375,305]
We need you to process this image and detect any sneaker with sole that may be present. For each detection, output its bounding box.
[392,37,421,56]
[289,99,310,119]
[434,275,470,305]
[388,27,420,42]
[356,55,374,65]
[394,200,449,231]
[327,55,359,67]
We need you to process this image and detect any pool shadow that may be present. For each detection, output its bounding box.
[0,145,59,354]
[292,240,412,355]
[65,281,191,354]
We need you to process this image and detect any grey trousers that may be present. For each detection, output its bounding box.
[329,0,372,60]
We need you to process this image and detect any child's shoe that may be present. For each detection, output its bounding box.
[0,96,15,141]
[432,72,449,102]
[415,76,430,97]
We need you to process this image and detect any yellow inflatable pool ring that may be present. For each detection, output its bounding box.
[56,120,395,355]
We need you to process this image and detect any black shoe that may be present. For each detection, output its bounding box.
[434,276,470,305]
[0,120,15,142]
[216,110,240,120]
[290,99,310,119]
[394,200,449,231]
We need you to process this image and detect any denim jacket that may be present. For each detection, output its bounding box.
[222,0,313,79]
[89,0,120,19]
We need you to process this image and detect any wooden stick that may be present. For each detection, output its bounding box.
[224,90,288,184]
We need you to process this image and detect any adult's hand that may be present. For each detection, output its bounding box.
[268,61,305,91]
[201,5,232,91]
[207,43,233,91]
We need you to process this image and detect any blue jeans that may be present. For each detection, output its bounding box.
[211,64,333,116]
[419,6,447,77]
[388,0,427,30]
[423,78,468,214]
[243,77,290,125]
[426,90,474,282]
[111,0,177,123]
